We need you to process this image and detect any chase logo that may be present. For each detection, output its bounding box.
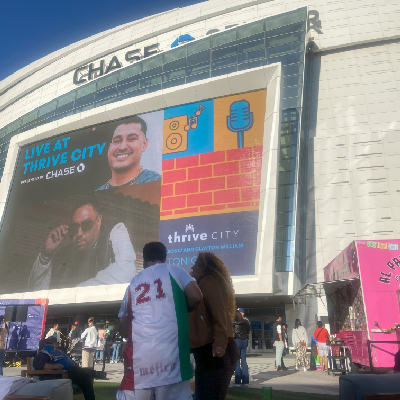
[171,34,195,48]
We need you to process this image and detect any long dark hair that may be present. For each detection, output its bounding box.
[295,319,302,329]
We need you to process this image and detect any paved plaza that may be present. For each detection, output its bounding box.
[3,353,339,396]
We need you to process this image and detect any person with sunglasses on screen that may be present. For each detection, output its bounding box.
[97,115,161,191]
[28,196,136,290]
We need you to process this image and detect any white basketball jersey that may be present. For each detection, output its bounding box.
[117,263,194,392]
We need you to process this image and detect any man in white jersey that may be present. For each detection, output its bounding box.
[116,242,203,400]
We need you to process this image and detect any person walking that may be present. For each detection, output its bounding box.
[96,324,106,364]
[81,317,97,368]
[71,321,81,341]
[313,321,330,372]
[105,320,114,363]
[111,332,121,364]
[281,323,289,369]
[189,252,240,400]
[95,338,105,364]
[232,308,250,387]
[292,318,309,372]
[98,324,106,341]
[95,340,104,364]
[273,315,286,371]
[119,338,128,363]
[45,323,61,344]
[0,320,8,375]
[69,325,75,339]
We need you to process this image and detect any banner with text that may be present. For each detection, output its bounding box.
[0,89,267,293]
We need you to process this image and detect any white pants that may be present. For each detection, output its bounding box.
[317,343,328,357]
[82,348,95,368]
[116,380,192,400]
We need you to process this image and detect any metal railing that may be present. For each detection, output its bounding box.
[367,340,400,373]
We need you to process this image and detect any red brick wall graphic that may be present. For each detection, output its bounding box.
[160,145,262,220]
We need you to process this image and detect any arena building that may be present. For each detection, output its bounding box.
[0,0,399,352]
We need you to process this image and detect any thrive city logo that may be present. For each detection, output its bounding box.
[166,223,244,264]
[167,224,239,243]
[185,224,194,233]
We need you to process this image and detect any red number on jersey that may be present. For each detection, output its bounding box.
[154,278,166,299]
[135,283,151,304]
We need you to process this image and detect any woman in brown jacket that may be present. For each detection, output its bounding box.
[189,252,239,400]
[0,320,8,375]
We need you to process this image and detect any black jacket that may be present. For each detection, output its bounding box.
[233,317,250,340]
[273,321,282,342]
[49,223,116,289]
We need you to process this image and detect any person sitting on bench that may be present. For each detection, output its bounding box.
[33,336,107,400]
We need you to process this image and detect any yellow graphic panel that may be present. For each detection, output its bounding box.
[214,89,267,151]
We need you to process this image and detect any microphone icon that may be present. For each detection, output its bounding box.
[226,100,254,148]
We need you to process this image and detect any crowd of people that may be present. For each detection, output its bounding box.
[30,242,241,400]
[43,319,127,368]
[13,240,349,400]
[272,315,333,373]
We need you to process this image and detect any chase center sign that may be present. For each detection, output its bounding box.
[72,24,244,85]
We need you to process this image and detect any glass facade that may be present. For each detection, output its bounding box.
[0,7,307,275]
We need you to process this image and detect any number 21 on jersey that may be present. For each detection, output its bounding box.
[135,278,166,305]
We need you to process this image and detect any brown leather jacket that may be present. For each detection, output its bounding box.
[189,275,234,351]
[0,327,8,350]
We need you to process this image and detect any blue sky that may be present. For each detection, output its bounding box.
[0,0,197,82]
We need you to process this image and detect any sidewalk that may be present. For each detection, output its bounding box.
[3,353,339,396]
[246,353,339,396]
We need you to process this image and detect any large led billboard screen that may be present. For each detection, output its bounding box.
[0,89,268,293]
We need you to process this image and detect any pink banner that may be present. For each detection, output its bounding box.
[357,240,400,368]
[323,240,359,281]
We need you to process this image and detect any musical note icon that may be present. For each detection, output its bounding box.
[195,105,205,116]
[184,105,204,131]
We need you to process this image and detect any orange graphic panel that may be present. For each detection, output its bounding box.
[214,89,267,151]
[163,115,189,155]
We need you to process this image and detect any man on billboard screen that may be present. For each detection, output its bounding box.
[97,116,161,190]
[28,197,136,290]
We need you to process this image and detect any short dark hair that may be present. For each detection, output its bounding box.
[71,196,100,216]
[88,317,95,324]
[115,115,147,137]
[276,314,282,320]
[143,242,167,263]
[317,321,323,328]
[53,323,58,328]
